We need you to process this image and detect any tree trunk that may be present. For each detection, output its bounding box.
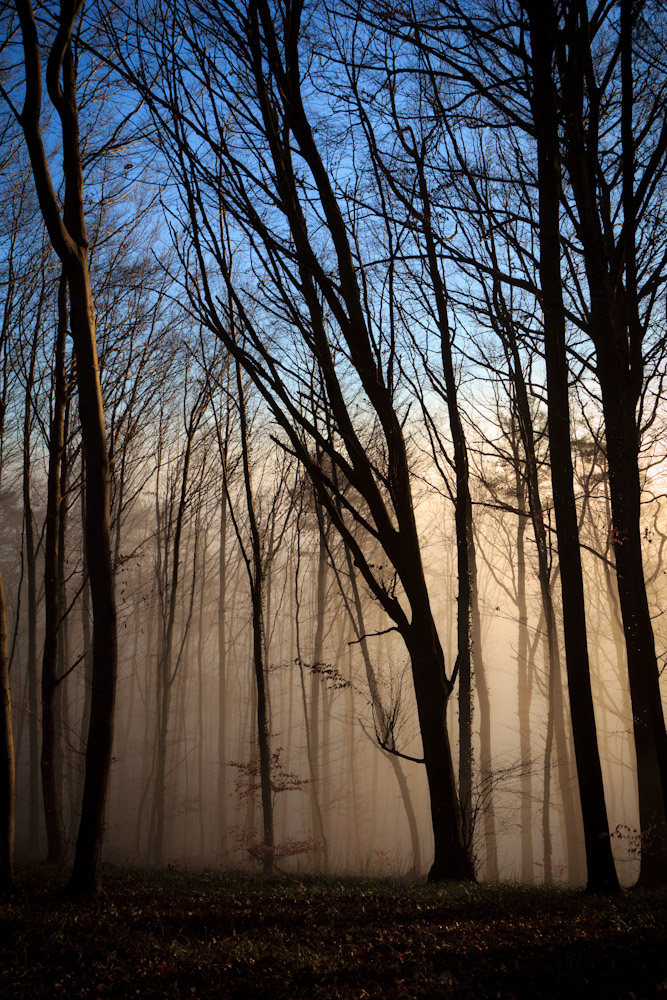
[527,1,619,892]
[217,496,228,858]
[15,0,118,897]
[553,0,667,884]
[0,567,14,893]
[471,573,497,880]
[66,257,118,897]
[196,526,207,860]
[40,269,68,864]
[22,305,40,858]
[234,357,274,874]
[309,510,329,870]
[514,459,534,881]
[342,539,422,877]
[507,320,582,883]
[404,612,474,882]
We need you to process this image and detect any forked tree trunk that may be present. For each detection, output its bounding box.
[15,0,117,897]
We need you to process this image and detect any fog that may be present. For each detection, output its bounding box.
[6,408,663,885]
[3,0,667,896]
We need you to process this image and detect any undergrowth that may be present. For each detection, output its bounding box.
[2,864,666,998]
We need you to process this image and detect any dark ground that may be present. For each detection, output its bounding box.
[2,864,666,998]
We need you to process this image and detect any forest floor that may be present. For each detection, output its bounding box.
[1,864,667,999]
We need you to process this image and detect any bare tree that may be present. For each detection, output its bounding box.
[10,0,117,896]
[125,0,474,880]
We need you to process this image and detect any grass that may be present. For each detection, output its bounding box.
[1,864,667,998]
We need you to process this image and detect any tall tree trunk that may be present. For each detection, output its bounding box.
[506,317,582,883]
[235,359,274,874]
[309,508,329,870]
[66,260,117,896]
[551,0,667,884]
[515,462,534,881]
[15,0,118,897]
[152,405,200,866]
[0,229,15,893]
[470,545,497,880]
[412,152,497,874]
[217,495,228,858]
[0,567,14,893]
[542,630,555,884]
[78,460,92,788]
[404,605,474,882]
[196,525,207,860]
[414,158,475,848]
[41,269,68,864]
[18,285,44,856]
[22,311,40,858]
[527,0,619,892]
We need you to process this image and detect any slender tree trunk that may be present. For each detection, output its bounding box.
[41,269,68,864]
[232,358,274,873]
[0,567,14,893]
[0,237,14,892]
[510,339,581,882]
[22,306,40,858]
[515,464,534,881]
[196,526,207,860]
[78,460,92,786]
[470,547,497,880]
[152,659,172,867]
[56,395,70,822]
[151,393,202,866]
[415,160,475,847]
[217,496,228,858]
[543,634,555,885]
[309,509,329,870]
[136,582,157,859]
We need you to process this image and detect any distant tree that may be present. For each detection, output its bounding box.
[149,364,206,866]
